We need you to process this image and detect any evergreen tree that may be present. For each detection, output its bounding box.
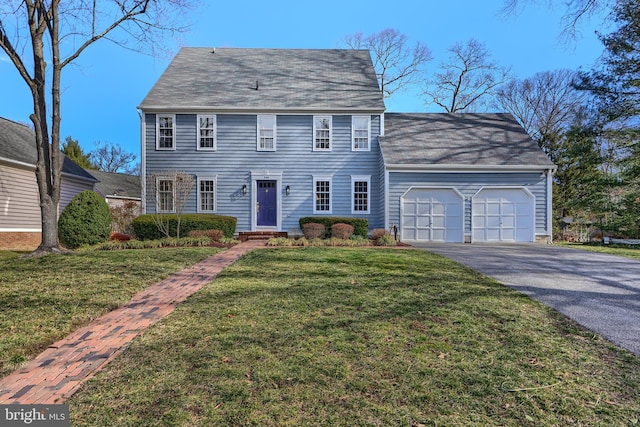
[576,0,640,237]
[62,137,94,169]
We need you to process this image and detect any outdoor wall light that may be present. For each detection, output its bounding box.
[242,184,247,196]
[285,185,291,196]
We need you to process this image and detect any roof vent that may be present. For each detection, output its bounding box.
[211,48,216,54]
[255,80,259,90]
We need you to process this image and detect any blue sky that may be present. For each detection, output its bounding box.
[0,1,607,162]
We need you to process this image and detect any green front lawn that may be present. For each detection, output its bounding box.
[0,247,221,376]
[68,248,640,426]
[556,242,640,260]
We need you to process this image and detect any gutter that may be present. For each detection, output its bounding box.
[386,164,558,173]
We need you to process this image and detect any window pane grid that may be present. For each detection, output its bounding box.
[259,129,274,150]
[315,180,330,212]
[158,179,174,212]
[158,117,173,149]
[199,116,216,149]
[314,117,331,150]
[199,179,215,212]
[353,181,368,212]
[258,115,276,151]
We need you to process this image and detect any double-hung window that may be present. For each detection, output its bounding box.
[197,115,216,150]
[156,177,175,212]
[157,115,176,150]
[313,176,332,214]
[197,176,217,213]
[352,115,371,151]
[257,115,276,151]
[351,175,370,214]
[313,116,332,151]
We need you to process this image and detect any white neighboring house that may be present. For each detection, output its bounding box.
[0,117,98,250]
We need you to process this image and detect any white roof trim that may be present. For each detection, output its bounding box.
[386,164,557,173]
[139,106,385,115]
[0,156,35,170]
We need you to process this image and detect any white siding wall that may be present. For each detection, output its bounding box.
[0,163,41,231]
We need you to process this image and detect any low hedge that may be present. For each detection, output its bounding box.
[299,216,368,238]
[132,214,237,240]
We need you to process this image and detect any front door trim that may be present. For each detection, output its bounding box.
[250,170,283,231]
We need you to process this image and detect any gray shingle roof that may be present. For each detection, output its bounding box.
[139,48,385,112]
[88,169,141,199]
[0,117,98,181]
[380,113,555,168]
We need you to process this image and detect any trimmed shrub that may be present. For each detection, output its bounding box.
[299,217,368,238]
[132,214,237,240]
[58,190,112,249]
[331,223,354,239]
[371,228,387,239]
[302,222,325,239]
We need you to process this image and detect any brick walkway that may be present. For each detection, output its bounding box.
[0,240,266,404]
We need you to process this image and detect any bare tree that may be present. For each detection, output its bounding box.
[494,69,586,145]
[501,0,614,40]
[149,170,194,239]
[423,39,512,113]
[0,0,192,255]
[91,141,137,174]
[343,28,432,98]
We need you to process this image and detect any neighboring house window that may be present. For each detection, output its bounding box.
[197,176,217,212]
[313,116,332,151]
[157,115,175,150]
[351,175,370,214]
[352,115,371,151]
[156,177,175,212]
[257,115,276,151]
[313,176,332,213]
[197,115,216,150]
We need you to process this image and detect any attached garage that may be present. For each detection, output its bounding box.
[381,113,556,244]
[472,187,534,242]
[401,187,464,242]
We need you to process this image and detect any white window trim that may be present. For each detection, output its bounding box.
[313,115,332,151]
[197,176,217,213]
[313,175,333,214]
[351,175,371,214]
[197,114,217,151]
[351,115,371,152]
[155,176,175,213]
[156,114,176,151]
[257,114,277,151]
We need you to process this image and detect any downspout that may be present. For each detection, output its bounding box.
[138,109,146,214]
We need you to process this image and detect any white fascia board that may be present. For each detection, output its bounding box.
[385,164,557,173]
[138,106,385,115]
[0,156,35,171]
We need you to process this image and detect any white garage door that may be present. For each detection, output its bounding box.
[472,188,534,242]
[401,188,464,243]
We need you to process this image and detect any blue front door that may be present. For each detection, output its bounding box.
[257,180,277,227]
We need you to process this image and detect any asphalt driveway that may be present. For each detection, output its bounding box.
[413,243,640,357]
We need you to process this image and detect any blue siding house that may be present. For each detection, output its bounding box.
[139,48,555,243]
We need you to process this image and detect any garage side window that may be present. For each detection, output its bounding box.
[351,175,370,214]
[313,176,332,214]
